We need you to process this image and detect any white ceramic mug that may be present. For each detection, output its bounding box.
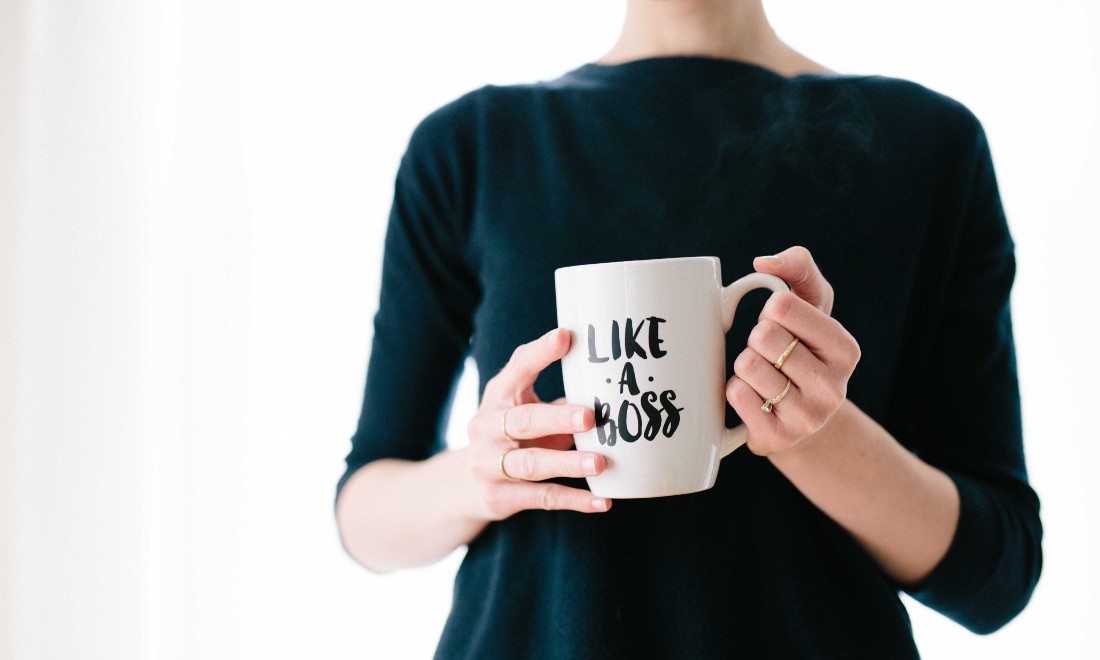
[554,256,789,499]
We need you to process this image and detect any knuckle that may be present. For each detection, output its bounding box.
[828,334,858,373]
[748,321,767,347]
[766,290,795,320]
[559,406,577,431]
[733,350,751,375]
[726,376,745,401]
[848,337,862,369]
[759,319,783,346]
[569,453,587,477]
[815,380,845,414]
[537,484,558,510]
[749,320,779,354]
[522,449,539,479]
[815,390,840,418]
[511,405,533,434]
[762,294,779,319]
[815,377,840,408]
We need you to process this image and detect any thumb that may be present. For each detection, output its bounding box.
[752,245,834,315]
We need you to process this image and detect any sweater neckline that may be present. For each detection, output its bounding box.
[565,54,838,86]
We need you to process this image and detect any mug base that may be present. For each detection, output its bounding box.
[588,481,716,499]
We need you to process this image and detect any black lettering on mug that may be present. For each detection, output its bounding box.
[648,316,667,358]
[618,361,639,395]
[594,396,616,446]
[618,400,643,443]
[586,317,668,363]
[640,391,661,440]
[624,318,646,359]
[660,390,683,437]
[587,325,609,363]
[588,317,680,446]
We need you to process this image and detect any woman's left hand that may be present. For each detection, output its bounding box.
[726,245,862,456]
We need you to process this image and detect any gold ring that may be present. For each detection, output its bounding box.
[501,407,514,441]
[760,378,792,413]
[499,447,520,481]
[774,337,800,370]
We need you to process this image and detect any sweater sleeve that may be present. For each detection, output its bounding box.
[335,96,481,504]
[901,113,1043,633]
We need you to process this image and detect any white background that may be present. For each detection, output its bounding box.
[1,0,1097,658]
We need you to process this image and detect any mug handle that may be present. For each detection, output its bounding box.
[719,272,790,458]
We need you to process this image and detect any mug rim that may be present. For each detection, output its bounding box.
[554,255,718,275]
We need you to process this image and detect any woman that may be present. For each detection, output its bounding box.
[335,0,1043,657]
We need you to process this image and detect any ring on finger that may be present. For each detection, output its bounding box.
[774,337,800,370]
[499,446,520,481]
[760,378,792,413]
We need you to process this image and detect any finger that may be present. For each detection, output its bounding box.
[543,398,580,447]
[523,433,576,452]
[747,318,824,388]
[484,328,571,404]
[758,291,856,370]
[748,318,804,370]
[491,401,593,441]
[753,245,834,315]
[499,431,576,451]
[731,347,819,439]
[725,376,778,453]
[498,481,612,514]
[501,447,607,482]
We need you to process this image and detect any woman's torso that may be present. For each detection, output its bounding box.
[434,56,977,659]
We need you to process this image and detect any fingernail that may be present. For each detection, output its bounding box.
[757,255,783,267]
[591,498,607,511]
[572,409,587,430]
[583,454,598,475]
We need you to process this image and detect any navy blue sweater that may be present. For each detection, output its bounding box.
[338,56,1042,658]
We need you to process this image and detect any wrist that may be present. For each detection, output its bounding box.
[444,446,481,521]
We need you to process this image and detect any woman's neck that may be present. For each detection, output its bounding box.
[597,0,832,77]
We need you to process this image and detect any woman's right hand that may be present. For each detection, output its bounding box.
[462,327,612,521]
